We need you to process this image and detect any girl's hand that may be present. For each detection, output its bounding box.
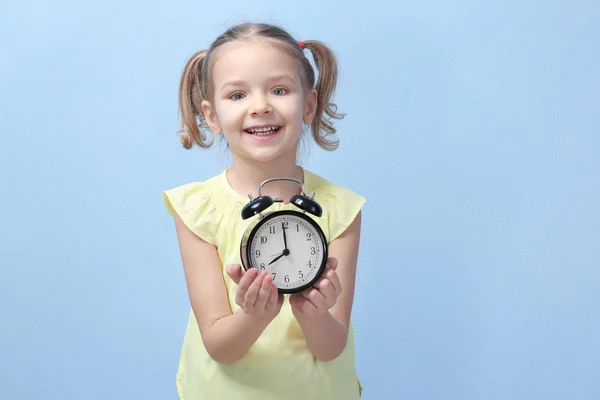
[226,264,284,319]
[290,257,342,319]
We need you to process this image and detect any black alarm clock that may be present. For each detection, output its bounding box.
[239,177,328,294]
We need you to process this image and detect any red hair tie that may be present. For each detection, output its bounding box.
[298,41,305,49]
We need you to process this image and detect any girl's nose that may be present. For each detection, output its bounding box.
[249,95,272,115]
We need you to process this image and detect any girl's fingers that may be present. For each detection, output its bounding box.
[235,268,257,306]
[266,282,279,311]
[302,287,328,310]
[324,269,342,297]
[254,273,273,311]
[327,257,338,270]
[243,270,264,310]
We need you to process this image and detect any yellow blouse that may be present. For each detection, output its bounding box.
[163,167,366,400]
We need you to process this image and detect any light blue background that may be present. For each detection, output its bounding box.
[1,1,599,399]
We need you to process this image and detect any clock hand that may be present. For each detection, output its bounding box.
[282,222,288,251]
[269,252,285,265]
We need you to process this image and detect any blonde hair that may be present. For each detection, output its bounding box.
[177,22,344,151]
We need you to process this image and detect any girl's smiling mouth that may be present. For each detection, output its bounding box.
[244,125,282,136]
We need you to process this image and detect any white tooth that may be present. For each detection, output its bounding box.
[248,126,278,135]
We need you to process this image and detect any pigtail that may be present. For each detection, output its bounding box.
[303,40,345,151]
[177,50,213,149]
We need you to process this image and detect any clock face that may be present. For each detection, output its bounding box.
[246,211,327,293]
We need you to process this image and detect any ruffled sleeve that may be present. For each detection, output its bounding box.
[163,182,222,245]
[326,185,366,242]
[309,174,366,243]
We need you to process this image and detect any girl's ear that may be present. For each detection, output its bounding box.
[303,88,318,125]
[201,100,222,135]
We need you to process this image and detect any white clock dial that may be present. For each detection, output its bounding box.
[247,211,326,292]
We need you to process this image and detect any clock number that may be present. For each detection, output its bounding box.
[311,247,316,255]
[298,270,303,279]
[269,226,276,234]
[306,233,311,241]
[271,273,276,280]
[283,221,289,229]
[259,263,265,270]
[296,224,300,232]
[308,261,312,268]
[284,275,290,283]
[255,249,261,257]
[260,236,267,244]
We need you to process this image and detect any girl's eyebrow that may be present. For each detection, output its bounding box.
[268,73,296,83]
[220,80,246,91]
[220,74,296,91]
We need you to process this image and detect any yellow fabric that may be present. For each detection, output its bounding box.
[163,167,366,400]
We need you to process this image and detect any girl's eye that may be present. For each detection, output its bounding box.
[230,92,245,100]
[272,87,288,96]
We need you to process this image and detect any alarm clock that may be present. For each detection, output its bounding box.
[239,177,328,294]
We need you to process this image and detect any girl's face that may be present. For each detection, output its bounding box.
[202,40,317,164]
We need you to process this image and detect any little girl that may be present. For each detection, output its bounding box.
[163,22,366,400]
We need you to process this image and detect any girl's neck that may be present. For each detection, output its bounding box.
[227,155,304,201]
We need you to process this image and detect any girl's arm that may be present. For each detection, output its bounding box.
[294,211,362,361]
[173,211,274,364]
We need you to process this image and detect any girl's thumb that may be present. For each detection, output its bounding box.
[226,264,243,284]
